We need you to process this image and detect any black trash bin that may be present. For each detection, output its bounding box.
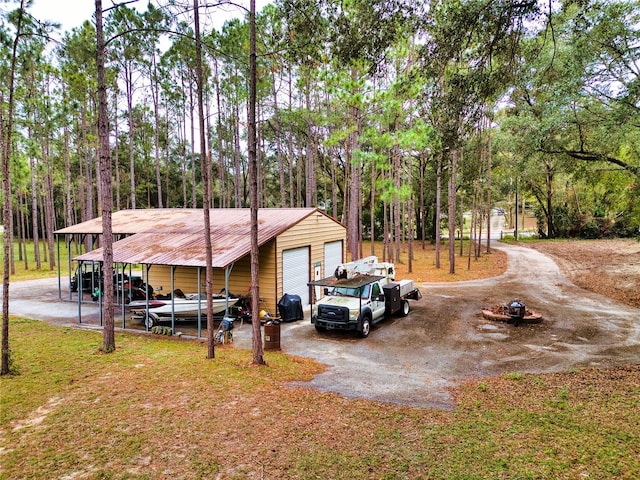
[277,293,304,322]
[264,321,281,350]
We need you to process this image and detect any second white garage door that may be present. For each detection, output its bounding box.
[282,247,310,305]
[324,240,344,277]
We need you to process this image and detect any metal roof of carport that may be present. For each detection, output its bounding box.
[67,208,339,268]
[55,208,206,235]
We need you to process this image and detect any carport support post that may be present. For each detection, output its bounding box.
[98,262,103,327]
[67,236,73,301]
[56,236,61,300]
[197,267,202,338]
[224,263,234,315]
[514,177,519,241]
[120,263,127,330]
[171,266,176,335]
[77,260,83,324]
[143,264,152,332]
[145,264,151,331]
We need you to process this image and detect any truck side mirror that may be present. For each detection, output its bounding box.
[378,293,386,301]
[324,287,329,296]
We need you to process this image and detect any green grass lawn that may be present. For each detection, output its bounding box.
[0,239,73,282]
[2,319,638,479]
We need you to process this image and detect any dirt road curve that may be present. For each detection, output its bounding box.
[528,239,640,309]
[6,241,640,410]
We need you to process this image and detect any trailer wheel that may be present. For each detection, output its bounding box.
[359,316,371,338]
[145,314,156,330]
[399,299,410,317]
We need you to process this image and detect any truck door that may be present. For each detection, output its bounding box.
[370,282,386,320]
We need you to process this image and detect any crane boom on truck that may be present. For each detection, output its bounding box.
[308,256,421,338]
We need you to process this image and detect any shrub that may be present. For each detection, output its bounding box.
[581,220,600,239]
[611,216,640,239]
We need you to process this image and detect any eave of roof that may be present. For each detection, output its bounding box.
[70,208,343,268]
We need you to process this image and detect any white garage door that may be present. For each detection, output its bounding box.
[324,241,344,277]
[282,247,310,305]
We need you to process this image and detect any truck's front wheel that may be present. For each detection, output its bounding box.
[359,316,371,338]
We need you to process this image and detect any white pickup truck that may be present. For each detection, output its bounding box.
[308,256,421,338]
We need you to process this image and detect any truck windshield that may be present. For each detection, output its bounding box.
[333,284,370,299]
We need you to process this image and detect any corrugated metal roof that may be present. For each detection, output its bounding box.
[54,209,205,235]
[69,208,340,268]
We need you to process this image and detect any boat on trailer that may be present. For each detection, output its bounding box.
[130,293,238,328]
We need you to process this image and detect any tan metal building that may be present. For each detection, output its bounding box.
[56,208,347,316]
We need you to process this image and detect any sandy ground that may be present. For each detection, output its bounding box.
[526,239,640,308]
[5,240,640,409]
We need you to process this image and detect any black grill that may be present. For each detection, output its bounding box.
[317,305,350,323]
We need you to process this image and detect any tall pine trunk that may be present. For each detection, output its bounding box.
[29,133,41,270]
[248,0,264,365]
[43,136,56,270]
[126,65,136,210]
[1,0,26,374]
[484,117,492,253]
[393,139,401,264]
[189,81,197,208]
[113,91,121,211]
[408,156,414,273]
[347,68,362,261]
[151,54,163,208]
[448,149,458,274]
[192,0,215,359]
[272,76,286,208]
[435,152,442,269]
[347,121,360,261]
[370,161,376,256]
[304,85,315,207]
[233,105,242,207]
[95,0,115,353]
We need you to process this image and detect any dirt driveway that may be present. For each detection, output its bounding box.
[271,241,640,409]
[7,241,640,409]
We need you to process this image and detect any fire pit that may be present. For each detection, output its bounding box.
[482,299,543,326]
[507,300,526,323]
